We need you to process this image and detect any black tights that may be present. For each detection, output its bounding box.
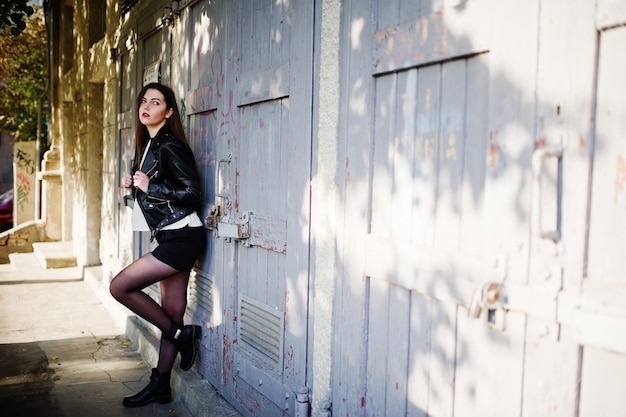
[110,253,190,374]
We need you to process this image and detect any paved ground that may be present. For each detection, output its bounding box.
[0,266,242,417]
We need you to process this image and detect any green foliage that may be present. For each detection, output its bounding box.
[0,6,47,142]
[0,0,34,37]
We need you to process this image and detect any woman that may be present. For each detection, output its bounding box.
[110,83,206,408]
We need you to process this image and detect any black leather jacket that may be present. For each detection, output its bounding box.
[132,127,202,239]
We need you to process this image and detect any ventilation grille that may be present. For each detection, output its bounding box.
[239,297,283,364]
[188,268,213,320]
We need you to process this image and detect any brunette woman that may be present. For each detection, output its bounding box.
[110,82,205,408]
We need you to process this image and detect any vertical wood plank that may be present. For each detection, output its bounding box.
[454,311,525,417]
[282,0,313,392]
[484,0,539,284]
[391,70,418,241]
[371,74,396,239]
[453,308,485,417]
[376,0,399,30]
[434,59,466,250]
[385,285,410,417]
[407,292,432,416]
[459,54,488,256]
[332,0,374,412]
[521,321,580,417]
[218,0,242,398]
[427,300,457,417]
[366,279,390,416]
[587,26,626,284]
[413,64,441,246]
[579,346,626,417]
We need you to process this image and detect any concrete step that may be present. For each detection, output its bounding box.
[32,241,78,269]
[0,242,82,284]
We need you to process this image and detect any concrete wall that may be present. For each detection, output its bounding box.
[45,0,110,264]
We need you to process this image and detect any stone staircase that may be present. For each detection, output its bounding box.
[0,241,82,283]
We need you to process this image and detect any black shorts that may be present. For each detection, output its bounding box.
[152,226,206,271]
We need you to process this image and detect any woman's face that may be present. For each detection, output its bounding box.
[138,88,173,132]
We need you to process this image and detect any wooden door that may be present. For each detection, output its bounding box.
[575,2,626,415]
[114,16,172,309]
[334,1,505,415]
[331,0,623,416]
[366,2,517,414]
[185,1,314,415]
[135,25,171,306]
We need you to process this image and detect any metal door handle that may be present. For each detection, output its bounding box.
[216,153,231,206]
[532,146,563,242]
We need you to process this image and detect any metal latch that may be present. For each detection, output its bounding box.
[468,282,507,330]
[205,204,221,230]
[205,152,252,242]
[218,211,251,240]
[206,209,251,241]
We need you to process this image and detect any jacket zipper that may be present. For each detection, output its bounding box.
[144,160,158,178]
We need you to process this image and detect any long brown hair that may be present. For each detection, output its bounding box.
[134,83,188,164]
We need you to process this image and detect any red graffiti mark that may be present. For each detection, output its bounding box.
[17,172,32,188]
[615,155,626,206]
[259,118,264,128]
[234,168,240,211]
[535,137,546,150]
[579,135,586,149]
[489,131,500,169]
[222,333,233,387]
[372,26,398,42]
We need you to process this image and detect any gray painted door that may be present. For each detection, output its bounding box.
[116,19,172,319]
[185,1,314,415]
[136,25,171,307]
[576,3,626,415]
[333,0,626,416]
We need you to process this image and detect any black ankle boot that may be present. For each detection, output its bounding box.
[163,323,202,371]
[123,368,171,408]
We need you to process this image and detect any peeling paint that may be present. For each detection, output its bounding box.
[615,154,626,206]
[535,137,546,150]
[489,131,500,169]
[445,134,457,160]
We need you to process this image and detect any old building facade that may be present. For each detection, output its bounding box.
[43,0,626,416]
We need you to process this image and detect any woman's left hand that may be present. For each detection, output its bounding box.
[132,171,150,193]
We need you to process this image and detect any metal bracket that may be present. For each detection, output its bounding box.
[216,211,251,241]
[206,207,252,241]
[468,282,507,330]
[205,204,221,233]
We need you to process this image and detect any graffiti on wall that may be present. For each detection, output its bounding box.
[13,142,37,224]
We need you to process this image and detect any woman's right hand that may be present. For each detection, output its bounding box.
[123,173,133,189]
